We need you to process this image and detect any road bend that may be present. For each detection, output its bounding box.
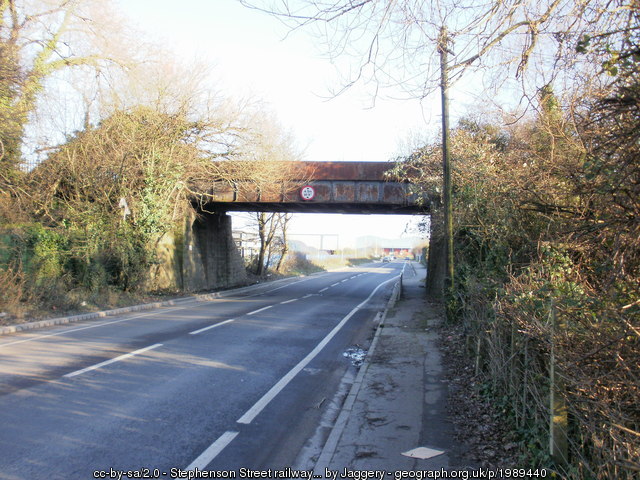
[0,261,406,479]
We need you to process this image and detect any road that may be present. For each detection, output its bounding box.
[0,262,405,480]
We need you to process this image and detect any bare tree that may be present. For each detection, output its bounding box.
[275,213,292,272]
[249,212,293,276]
[240,0,633,103]
[0,0,132,173]
[211,111,306,276]
[254,212,278,276]
[240,0,636,302]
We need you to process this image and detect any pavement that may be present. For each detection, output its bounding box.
[312,262,462,473]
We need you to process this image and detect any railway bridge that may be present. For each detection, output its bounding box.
[198,161,428,214]
[156,162,430,292]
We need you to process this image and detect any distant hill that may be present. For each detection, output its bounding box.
[288,235,425,255]
[355,235,424,249]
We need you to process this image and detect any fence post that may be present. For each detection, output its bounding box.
[549,299,569,467]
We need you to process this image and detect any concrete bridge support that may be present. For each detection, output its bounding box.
[183,211,247,291]
[153,210,247,292]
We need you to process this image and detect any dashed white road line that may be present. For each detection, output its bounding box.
[186,431,239,470]
[319,287,329,293]
[247,305,273,316]
[190,319,235,335]
[236,274,400,425]
[331,283,340,287]
[245,277,313,298]
[64,343,163,378]
[280,298,298,305]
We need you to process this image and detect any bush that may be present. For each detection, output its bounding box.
[278,252,324,276]
[395,82,639,476]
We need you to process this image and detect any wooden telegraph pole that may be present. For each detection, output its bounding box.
[438,26,455,317]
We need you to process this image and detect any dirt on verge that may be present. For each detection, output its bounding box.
[435,312,522,470]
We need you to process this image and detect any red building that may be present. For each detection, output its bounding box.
[382,247,413,258]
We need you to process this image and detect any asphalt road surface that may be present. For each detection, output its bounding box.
[0,262,405,480]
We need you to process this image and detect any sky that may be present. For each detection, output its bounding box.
[115,0,439,246]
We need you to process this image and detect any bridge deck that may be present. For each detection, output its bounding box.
[197,161,429,215]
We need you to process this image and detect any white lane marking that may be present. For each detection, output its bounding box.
[350,276,357,279]
[319,287,329,293]
[245,277,313,298]
[190,319,235,335]
[303,294,317,299]
[341,279,348,283]
[280,298,298,305]
[0,305,192,349]
[64,343,163,378]
[237,274,400,425]
[5,275,333,345]
[331,283,340,287]
[247,305,273,316]
[186,431,239,470]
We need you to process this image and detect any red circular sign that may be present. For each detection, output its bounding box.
[300,185,315,201]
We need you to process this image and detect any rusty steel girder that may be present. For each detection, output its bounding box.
[197,161,429,215]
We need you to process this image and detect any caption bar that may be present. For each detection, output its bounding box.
[94,467,549,480]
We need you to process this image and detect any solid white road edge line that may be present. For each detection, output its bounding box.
[189,319,235,335]
[236,274,400,425]
[186,431,239,470]
[247,305,273,316]
[64,343,163,378]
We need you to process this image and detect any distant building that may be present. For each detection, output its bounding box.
[382,247,413,258]
[355,235,423,259]
[233,231,259,259]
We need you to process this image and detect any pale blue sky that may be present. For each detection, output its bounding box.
[117,0,437,163]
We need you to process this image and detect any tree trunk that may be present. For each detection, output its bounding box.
[255,214,267,276]
[276,214,291,272]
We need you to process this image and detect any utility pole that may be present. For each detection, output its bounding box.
[438,26,455,318]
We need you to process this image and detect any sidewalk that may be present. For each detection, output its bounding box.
[314,263,461,472]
